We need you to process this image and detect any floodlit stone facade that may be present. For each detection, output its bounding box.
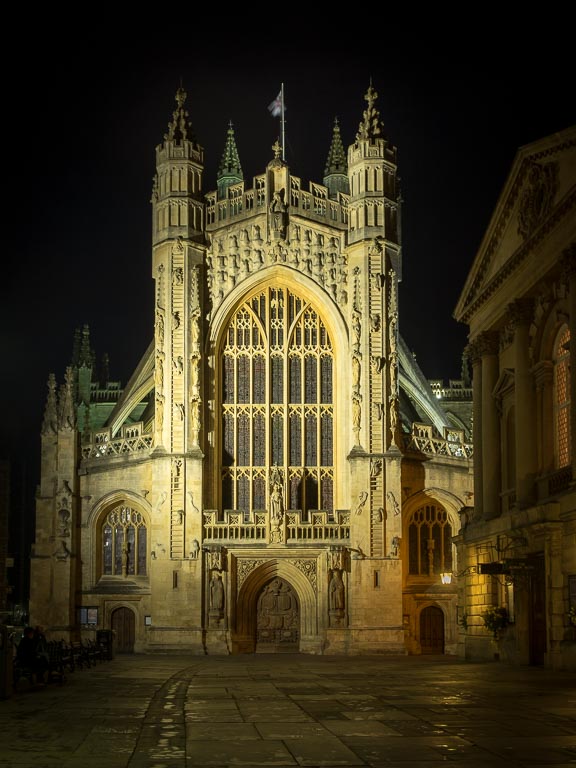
[30,87,473,655]
[455,125,576,670]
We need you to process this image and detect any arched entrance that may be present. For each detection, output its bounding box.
[111,607,135,653]
[256,577,299,653]
[420,605,444,654]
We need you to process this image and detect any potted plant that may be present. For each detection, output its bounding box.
[482,606,510,639]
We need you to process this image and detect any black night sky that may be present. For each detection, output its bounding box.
[1,44,574,505]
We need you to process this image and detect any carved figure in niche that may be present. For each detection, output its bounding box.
[352,395,362,443]
[155,353,164,390]
[329,570,345,611]
[352,355,361,392]
[155,310,165,345]
[354,490,368,516]
[269,189,286,233]
[351,310,361,353]
[270,481,284,526]
[190,399,200,445]
[190,539,200,559]
[390,535,400,557]
[172,267,184,285]
[389,395,398,442]
[175,509,184,525]
[370,459,383,478]
[190,356,199,398]
[175,402,185,420]
[372,401,384,421]
[370,314,381,333]
[155,393,164,435]
[58,509,70,538]
[191,309,200,348]
[173,356,184,375]
[173,311,181,330]
[210,572,224,612]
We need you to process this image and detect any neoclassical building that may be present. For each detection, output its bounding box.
[31,86,473,655]
[455,125,576,669]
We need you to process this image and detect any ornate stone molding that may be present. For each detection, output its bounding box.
[236,558,266,591]
[292,559,317,592]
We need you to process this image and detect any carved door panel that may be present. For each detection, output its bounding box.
[111,607,135,654]
[420,605,444,654]
[256,578,299,652]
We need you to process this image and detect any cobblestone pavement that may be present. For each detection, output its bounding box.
[0,654,574,767]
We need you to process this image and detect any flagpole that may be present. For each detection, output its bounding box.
[281,82,286,162]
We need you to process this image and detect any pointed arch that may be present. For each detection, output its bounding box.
[234,558,318,651]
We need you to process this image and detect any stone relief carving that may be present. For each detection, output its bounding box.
[372,401,384,421]
[517,161,558,240]
[370,459,383,478]
[172,266,184,285]
[293,559,318,591]
[354,490,369,516]
[386,490,400,517]
[269,466,285,543]
[205,227,347,315]
[206,546,225,572]
[237,559,267,591]
[174,402,185,420]
[370,314,381,332]
[190,539,200,559]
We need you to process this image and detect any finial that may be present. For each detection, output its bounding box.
[272,139,282,160]
[175,86,187,108]
[356,82,384,141]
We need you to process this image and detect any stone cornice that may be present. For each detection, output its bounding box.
[459,190,576,323]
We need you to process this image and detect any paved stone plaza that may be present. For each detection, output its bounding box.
[0,654,575,767]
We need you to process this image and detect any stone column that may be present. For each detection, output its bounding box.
[479,332,501,520]
[466,340,483,519]
[561,248,576,481]
[508,299,536,507]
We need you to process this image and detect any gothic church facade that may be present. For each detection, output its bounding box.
[31,87,473,655]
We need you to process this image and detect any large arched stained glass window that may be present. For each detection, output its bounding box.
[408,504,452,576]
[221,287,334,515]
[553,325,571,469]
[102,506,147,576]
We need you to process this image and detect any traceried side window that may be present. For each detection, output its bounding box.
[408,504,452,576]
[221,288,334,514]
[102,506,147,576]
[554,325,571,468]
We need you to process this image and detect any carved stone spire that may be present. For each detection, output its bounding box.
[78,324,92,367]
[217,121,243,199]
[41,373,58,436]
[356,84,385,141]
[324,118,349,199]
[325,118,347,176]
[164,86,197,144]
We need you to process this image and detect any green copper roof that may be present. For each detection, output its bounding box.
[217,121,243,182]
[324,118,347,176]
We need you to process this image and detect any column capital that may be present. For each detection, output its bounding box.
[506,297,534,328]
[467,331,499,362]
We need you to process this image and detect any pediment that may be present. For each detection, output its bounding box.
[455,126,576,324]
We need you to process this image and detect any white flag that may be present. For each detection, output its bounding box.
[268,91,282,118]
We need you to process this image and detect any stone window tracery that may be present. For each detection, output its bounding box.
[408,503,452,576]
[102,505,147,576]
[220,287,334,513]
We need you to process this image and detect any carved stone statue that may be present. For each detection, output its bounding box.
[210,572,224,612]
[329,570,345,612]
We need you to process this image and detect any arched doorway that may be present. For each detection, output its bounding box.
[256,577,299,653]
[111,607,135,653]
[420,605,444,654]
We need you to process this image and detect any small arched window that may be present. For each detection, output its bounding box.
[102,505,147,576]
[408,503,452,576]
[553,325,571,469]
